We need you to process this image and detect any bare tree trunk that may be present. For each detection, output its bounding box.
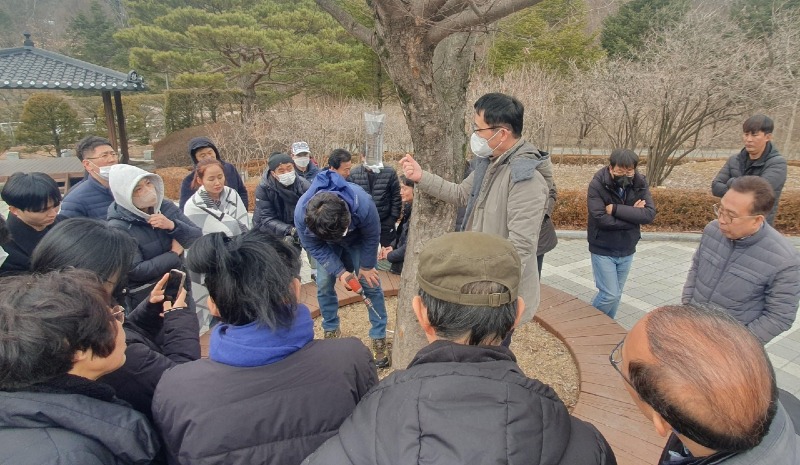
[393,33,475,368]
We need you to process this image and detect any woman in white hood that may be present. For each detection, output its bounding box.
[183,159,250,237]
[107,164,202,309]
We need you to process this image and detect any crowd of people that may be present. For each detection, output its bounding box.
[0,92,798,465]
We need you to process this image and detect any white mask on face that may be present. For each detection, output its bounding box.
[470,130,501,158]
[98,166,113,180]
[132,188,158,209]
[276,171,296,186]
[294,156,310,168]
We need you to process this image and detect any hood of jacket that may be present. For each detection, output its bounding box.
[188,136,221,164]
[494,139,548,184]
[108,164,164,221]
[0,389,160,464]
[303,169,359,218]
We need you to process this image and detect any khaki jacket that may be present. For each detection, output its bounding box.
[418,139,548,322]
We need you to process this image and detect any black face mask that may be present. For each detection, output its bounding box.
[613,175,633,189]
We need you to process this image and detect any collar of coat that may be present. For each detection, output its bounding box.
[408,339,517,368]
[488,139,548,184]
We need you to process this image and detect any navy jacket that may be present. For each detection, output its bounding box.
[178,137,249,209]
[587,168,656,257]
[59,175,115,219]
[295,170,381,277]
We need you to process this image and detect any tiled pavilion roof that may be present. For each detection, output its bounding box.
[0,34,146,92]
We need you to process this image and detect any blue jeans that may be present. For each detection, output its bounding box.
[316,246,387,339]
[591,253,634,319]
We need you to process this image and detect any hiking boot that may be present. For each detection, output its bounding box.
[371,338,391,368]
[323,328,341,339]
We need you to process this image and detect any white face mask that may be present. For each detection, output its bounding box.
[132,188,158,209]
[470,130,501,158]
[294,156,310,168]
[276,171,296,186]
[98,166,113,180]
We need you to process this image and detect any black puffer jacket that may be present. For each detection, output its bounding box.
[348,165,401,246]
[153,338,377,465]
[99,298,200,422]
[107,200,201,306]
[386,203,411,274]
[253,169,310,236]
[587,168,656,257]
[711,142,786,225]
[0,377,160,465]
[304,341,616,465]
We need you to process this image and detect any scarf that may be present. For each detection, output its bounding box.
[184,186,250,237]
[209,304,315,367]
[19,373,119,404]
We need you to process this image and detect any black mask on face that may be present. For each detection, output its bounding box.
[613,175,633,189]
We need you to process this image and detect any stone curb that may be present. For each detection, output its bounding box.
[556,229,800,246]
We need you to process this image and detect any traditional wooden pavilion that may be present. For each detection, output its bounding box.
[0,33,147,163]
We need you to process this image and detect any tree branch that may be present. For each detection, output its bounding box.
[315,0,374,47]
[425,0,541,46]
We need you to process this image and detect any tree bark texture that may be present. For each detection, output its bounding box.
[315,0,542,368]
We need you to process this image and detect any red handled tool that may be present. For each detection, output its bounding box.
[345,273,380,319]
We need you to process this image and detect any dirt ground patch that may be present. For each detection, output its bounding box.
[312,296,579,410]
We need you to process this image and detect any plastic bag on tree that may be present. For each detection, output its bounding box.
[364,111,385,172]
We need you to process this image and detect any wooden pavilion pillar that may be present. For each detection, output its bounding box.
[102,91,118,152]
[113,91,129,164]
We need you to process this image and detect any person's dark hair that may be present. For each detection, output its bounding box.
[400,175,416,188]
[474,93,524,138]
[730,176,775,216]
[75,135,112,161]
[418,281,517,345]
[191,158,225,190]
[628,305,777,453]
[609,148,639,169]
[0,269,119,389]
[31,218,136,289]
[0,216,9,245]
[0,172,61,211]
[742,115,774,135]
[328,148,352,169]
[186,230,299,329]
[304,192,350,241]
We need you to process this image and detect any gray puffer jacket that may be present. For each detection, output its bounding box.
[711,143,786,225]
[682,220,800,343]
[304,341,616,465]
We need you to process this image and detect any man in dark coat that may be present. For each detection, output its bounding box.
[179,136,249,209]
[253,152,310,242]
[712,115,786,225]
[59,135,118,219]
[304,232,616,465]
[587,149,656,318]
[615,305,799,465]
[0,172,61,276]
[348,161,401,247]
[291,141,320,182]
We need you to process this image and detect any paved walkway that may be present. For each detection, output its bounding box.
[542,235,800,396]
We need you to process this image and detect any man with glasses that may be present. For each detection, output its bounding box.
[712,115,786,225]
[611,305,799,464]
[60,135,120,219]
[400,93,551,336]
[587,149,657,318]
[683,175,800,343]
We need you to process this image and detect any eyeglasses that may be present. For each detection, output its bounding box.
[111,305,125,323]
[471,124,502,134]
[712,204,759,223]
[610,168,636,176]
[609,337,635,389]
[86,150,118,161]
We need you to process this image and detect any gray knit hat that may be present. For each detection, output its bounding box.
[417,232,520,307]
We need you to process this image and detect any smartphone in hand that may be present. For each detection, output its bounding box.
[163,269,186,304]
